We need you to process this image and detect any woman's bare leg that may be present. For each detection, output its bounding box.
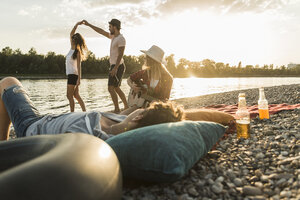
[0,77,22,140]
[74,86,86,112]
[67,84,76,112]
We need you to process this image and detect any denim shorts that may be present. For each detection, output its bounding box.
[2,85,43,137]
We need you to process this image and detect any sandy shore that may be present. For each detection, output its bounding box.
[123,84,300,200]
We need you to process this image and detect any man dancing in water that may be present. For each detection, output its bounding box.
[82,19,128,113]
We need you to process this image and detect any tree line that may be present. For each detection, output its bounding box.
[0,46,299,77]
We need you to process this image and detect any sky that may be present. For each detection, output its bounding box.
[1,0,300,67]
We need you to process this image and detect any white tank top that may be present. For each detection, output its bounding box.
[65,49,78,75]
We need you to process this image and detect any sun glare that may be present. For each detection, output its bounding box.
[125,9,273,66]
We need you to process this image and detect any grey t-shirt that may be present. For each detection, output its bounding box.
[25,111,127,140]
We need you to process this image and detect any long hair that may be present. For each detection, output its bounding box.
[71,33,87,61]
[143,56,165,81]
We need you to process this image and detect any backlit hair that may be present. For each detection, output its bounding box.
[71,33,87,61]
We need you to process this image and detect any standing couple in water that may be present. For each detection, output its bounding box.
[66,19,173,113]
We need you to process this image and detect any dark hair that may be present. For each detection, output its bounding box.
[109,19,121,30]
[136,101,185,128]
[71,33,87,60]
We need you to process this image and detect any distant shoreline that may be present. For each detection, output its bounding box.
[0,74,299,80]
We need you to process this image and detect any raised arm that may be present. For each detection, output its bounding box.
[70,21,82,45]
[82,20,110,38]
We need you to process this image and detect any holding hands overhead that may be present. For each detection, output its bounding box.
[81,20,89,26]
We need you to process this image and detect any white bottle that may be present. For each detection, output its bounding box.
[258,88,269,119]
[235,93,250,139]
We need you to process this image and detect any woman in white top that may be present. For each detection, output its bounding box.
[66,21,87,112]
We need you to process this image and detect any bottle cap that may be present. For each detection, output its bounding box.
[239,93,245,97]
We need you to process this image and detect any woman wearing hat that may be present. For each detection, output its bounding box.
[127,45,173,108]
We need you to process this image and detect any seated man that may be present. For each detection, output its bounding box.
[0,77,234,141]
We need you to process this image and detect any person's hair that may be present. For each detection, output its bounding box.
[112,24,121,30]
[135,101,185,128]
[71,33,87,61]
[143,56,169,81]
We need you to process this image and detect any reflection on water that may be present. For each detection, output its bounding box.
[21,77,300,115]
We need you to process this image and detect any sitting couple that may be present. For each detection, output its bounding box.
[0,77,234,141]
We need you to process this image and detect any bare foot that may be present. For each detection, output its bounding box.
[113,109,120,114]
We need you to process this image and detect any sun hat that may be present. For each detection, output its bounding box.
[141,45,166,64]
[109,19,121,29]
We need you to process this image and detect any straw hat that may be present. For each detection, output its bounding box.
[141,45,166,64]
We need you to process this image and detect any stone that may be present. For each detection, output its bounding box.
[233,178,243,187]
[211,182,223,194]
[242,186,262,196]
[188,187,199,197]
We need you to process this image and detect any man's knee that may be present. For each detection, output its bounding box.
[0,77,21,94]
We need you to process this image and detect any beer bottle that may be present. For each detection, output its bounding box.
[258,87,269,119]
[235,93,250,139]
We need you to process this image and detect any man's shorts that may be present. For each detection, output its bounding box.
[1,85,42,137]
[67,74,78,85]
[108,63,125,87]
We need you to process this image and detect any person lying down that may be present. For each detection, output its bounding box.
[0,77,234,141]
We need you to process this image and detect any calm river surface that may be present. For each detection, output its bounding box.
[20,77,300,114]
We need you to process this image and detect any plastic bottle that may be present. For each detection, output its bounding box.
[235,93,250,139]
[258,87,269,119]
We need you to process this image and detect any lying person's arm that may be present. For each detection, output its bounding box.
[184,109,234,125]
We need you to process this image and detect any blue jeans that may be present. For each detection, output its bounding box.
[2,85,42,137]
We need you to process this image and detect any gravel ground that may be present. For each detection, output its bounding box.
[122,84,300,200]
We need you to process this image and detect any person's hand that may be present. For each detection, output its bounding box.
[77,79,81,86]
[81,20,89,26]
[109,67,118,77]
[132,83,141,93]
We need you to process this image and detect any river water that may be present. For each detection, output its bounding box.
[20,77,300,114]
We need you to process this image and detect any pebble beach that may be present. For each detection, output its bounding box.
[123,84,300,200]
[7,83,300,199]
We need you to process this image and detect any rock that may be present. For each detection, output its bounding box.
[211,182,223,194]
[250,196,266,200]
[255,152,265,159]
[260,175,269,183]
[242,186,262,196]
[254,182,263,188]
[188,187,199,197]
[280,190,292,198]
[280,151,289,156]
[233,178,243,187]
[278,155,300,165]
[215,176,224,183]
[255,170,263,178]
[178,194,193,200]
